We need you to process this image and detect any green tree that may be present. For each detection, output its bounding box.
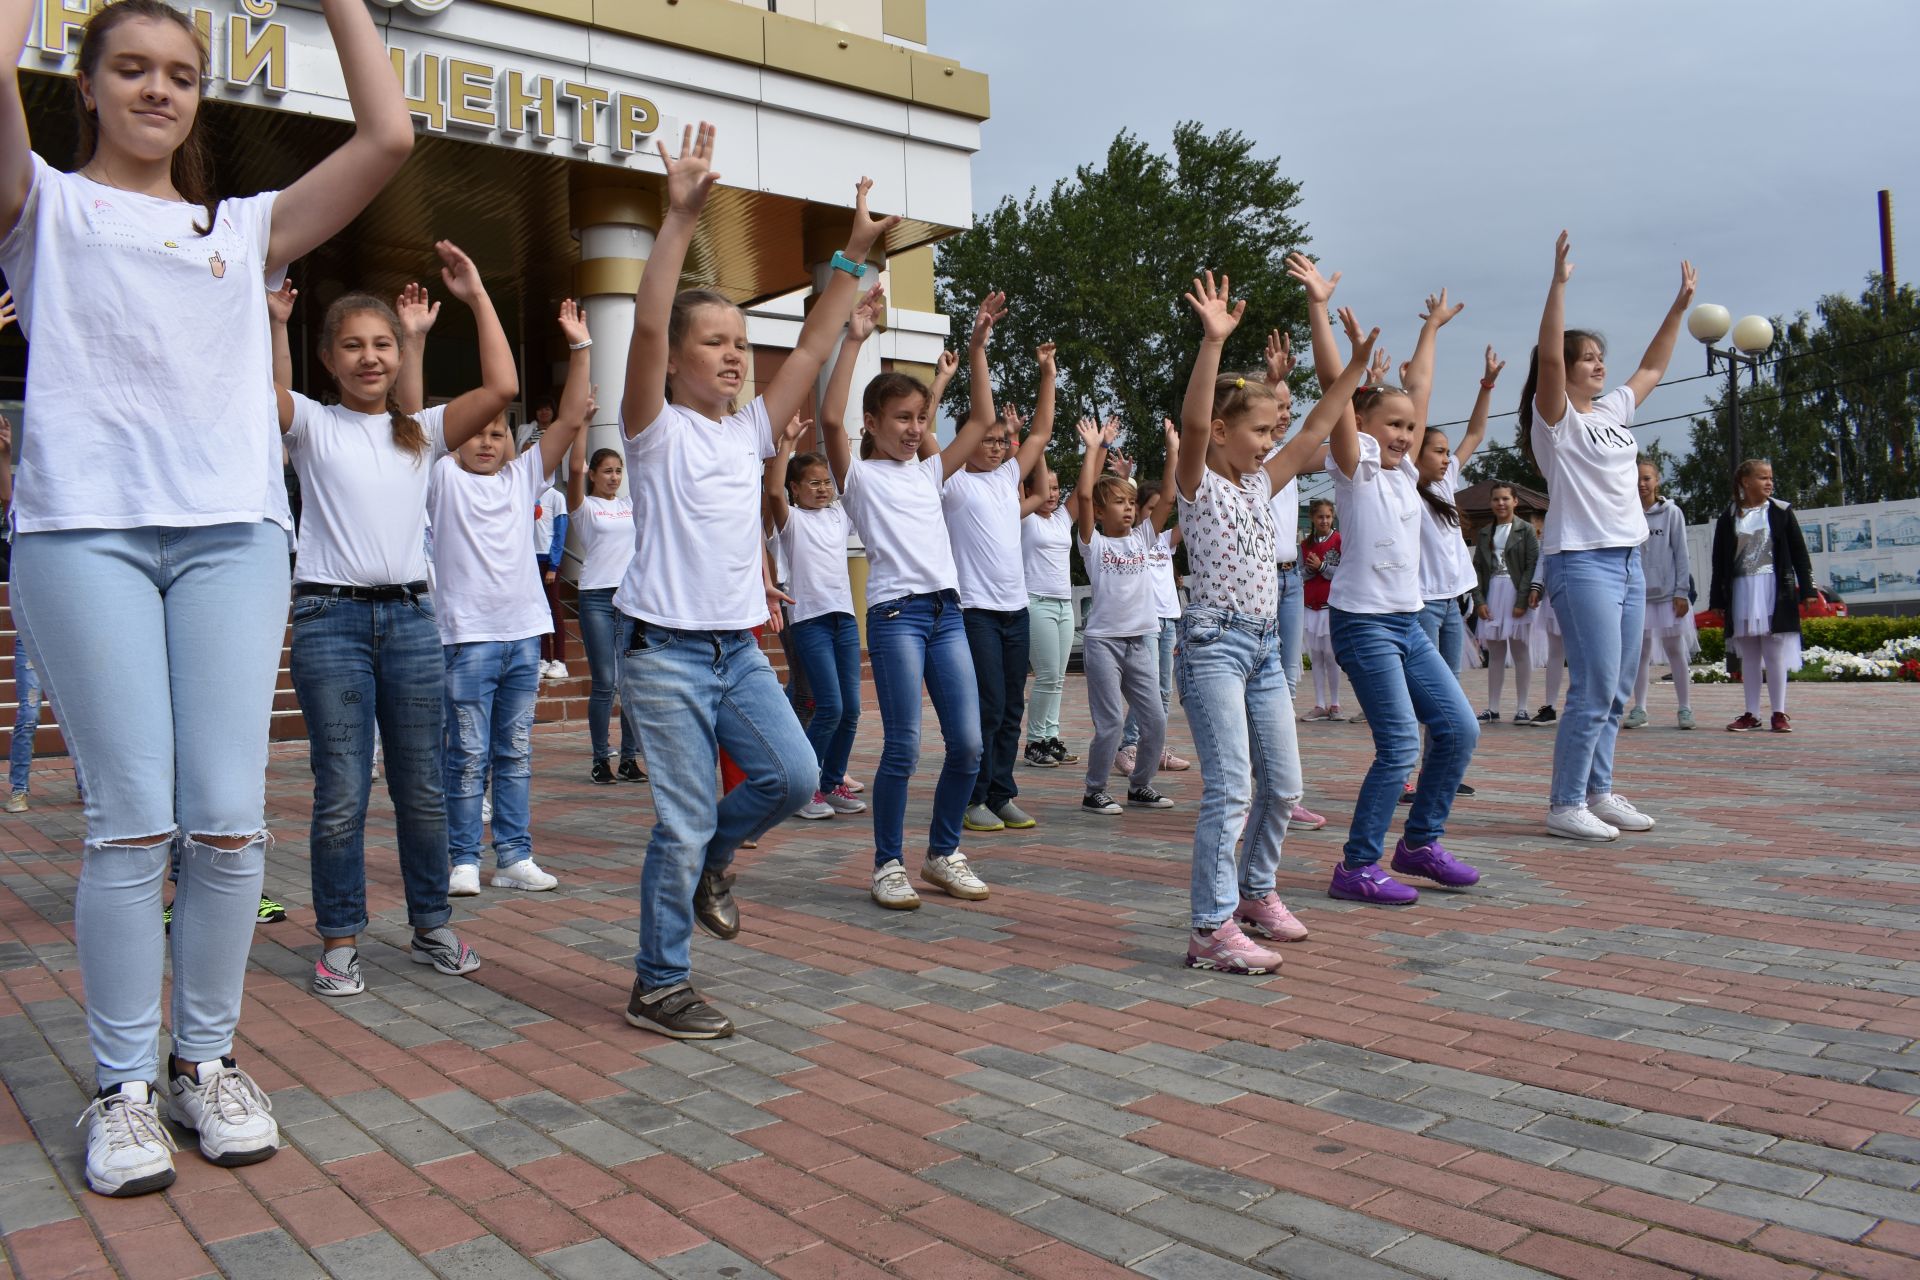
[935,123,1312,486]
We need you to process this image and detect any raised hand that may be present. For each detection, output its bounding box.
[1339,307,1381,369]
[936,350,959,380]
[778,413,813,450]
[0,288,17,333]
[1421,287,1464,328]
[1675,260,1698,309]
[396,281,441,339]
[1553,230,1574,285]
[435,240,485,305]
[1100,417,1121,447]
[848,176,902,258]
[1484,345,1507,383]
[1003,404,1026,436]
[556,298,590,348]
[1398,360,1413,387]
[1265,329,1295,385]
[1075,417,1102,452]
[266,278,298,326]
[849,281,886,342]
[659,122,721,218]
[1163,416,1181,463]
[1106,449,1134,480]
[1184,269,1245,344]
[1036,341,1057,376]
[1283,253,1340,307]
[1366,343,1391,387]
[969,290,1009,352]
[582,383,599,422]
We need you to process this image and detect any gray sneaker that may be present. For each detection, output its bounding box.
[992,801,1035,830]
[1622,706,1648,729]
[962,803,1004,833]
[1676,707,1696,730]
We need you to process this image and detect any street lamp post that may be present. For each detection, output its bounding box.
[1687,304,1775,486]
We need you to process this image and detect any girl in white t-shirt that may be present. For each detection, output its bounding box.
[1522,232,1695,842]
[824,287,1003,913]
[565,434,642,784]
[1117,444,1191,777]
[1173,269,1374,977]
[428,302,593,899]
[1295,259,1483,908]
[1020,465,1077,769]
[1,0,414,1196]
[276,242,513,1002]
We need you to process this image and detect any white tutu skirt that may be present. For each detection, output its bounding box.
[1304,607,1331,640]
[1643,604,1700,665]
[1729,571,1803,671]
[1480,577,1529,640]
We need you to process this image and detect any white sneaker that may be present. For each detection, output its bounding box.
[549,660,570,679]
[166,1060,278,1167]
[79,1082,177,1197]
[448,863,481,896]
[922,852,990,901]
[1587,793,1654,832]
[872,859,921,910]
[823,784,866,814]
[797,793,834,820]
[492,859,559,891]
[1546,806,1620,842]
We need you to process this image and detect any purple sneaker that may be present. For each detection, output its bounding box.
[1328,864,1419,905]
[1390,837,1481,888]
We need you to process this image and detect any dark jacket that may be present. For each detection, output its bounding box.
[1471,518,1539,611]
[1709,497,1815,636]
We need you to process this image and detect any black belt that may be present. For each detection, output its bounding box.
[294,581,429,602]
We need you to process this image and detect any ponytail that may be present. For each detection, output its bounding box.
[1518,330,1606,476]
[384,388,429,462]
[1417,428,1459,527]
[321,293,427,460]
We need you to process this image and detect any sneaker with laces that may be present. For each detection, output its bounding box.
[993,800,1036,829]
[626,980,733,1039]
[312,946,364,997]
[811,787,859,819]
[1726,712,1762,732]
[492,860,558,891]
[962,803,1004,832]
[256,896,287,924]
[923,853,990,901]
[1127,786,1175,809]
[1622,706,1648,729]
[1328,863,1420,905]
[694,869,740,940]
[4,790,27,813]
[1046,738,1078,765]
[1111,746,1136,777]
[1185,918,1283,974]
[1289,801,1327,830]
[166,1059,278,1167]
[448,863,481,896]
[1545,806,1620,842]
[1390,837,1481,887]
[1533,705,1557,724]
[591,760,616,785]
[411,927,481,975]
[1477,709,1500,723]
[797,793,834,820]
[1677,707,1696,730]
[1082,789,1122,815]
[1587,793,1654,832]
[871,860,920,910]
[1770,712,1793,733]
[1233,891,1310,942]
[1159,750,1191,771]
[1024,741,1058,768]
[80,1082,177,1196]
[1301,705,1330,722]
[1513,709,1533,724]
[618,759,648,782]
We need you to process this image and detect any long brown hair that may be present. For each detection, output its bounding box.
[857,372,929,460]
[319,294,429,461]
[74,0,217,235]
[1517,330,1605,473]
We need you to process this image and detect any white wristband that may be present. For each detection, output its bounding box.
[569,338,593,351]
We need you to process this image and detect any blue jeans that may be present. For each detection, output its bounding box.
[443,638,541,870]
[621,624,814,988]
[577,587,640,764]
[11,521,288,1087]
[1418,596,1467,673]
[290,594,453,939]
[787,611,861,791]
[1276,562,1305,697]
[1176,609,1301,930]
[1544,548,1644,809]
[1122,618,1176,750]
[867,591,982,867]
[963,607,1028,807]
[1331,608,1478,868]
[9,634,41,795]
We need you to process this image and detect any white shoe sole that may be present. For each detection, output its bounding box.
[1545,820,1618,842]
[87,1161,176,1197]
[871,891,921,911]
[797,807,834,821]
[490,875,557,891]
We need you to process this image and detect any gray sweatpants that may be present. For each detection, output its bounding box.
[1082,633,1165,792]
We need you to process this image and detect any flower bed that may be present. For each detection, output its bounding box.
[1690,635,1920,682]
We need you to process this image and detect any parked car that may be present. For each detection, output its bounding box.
[1695,586,1847,630]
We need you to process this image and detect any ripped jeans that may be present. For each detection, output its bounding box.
[443,638,542,870]
[9,521,288,1087]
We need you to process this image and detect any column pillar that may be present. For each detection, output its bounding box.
[570,174,662,498]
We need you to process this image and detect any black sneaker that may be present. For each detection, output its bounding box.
[1082,790,1122,815]
[1047,738,1079,765]
[1127,786,1174,809]
[1477,709,1500,723]
[1023,741,1058,769]
[1533,706,1557,724]
[1456,782,1477,797]
[617,759,648,783]
[625,981,733,1039]
[590,760,616,785]
[693,868,740,941]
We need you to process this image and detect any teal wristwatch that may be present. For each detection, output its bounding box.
[830,250,867,278]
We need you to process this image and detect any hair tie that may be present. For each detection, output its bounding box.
[1234,377,1245,389]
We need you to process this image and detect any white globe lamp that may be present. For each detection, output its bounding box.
[1687,303,1731,344]
[1732,315,1775,355]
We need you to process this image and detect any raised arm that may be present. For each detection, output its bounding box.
[1264,329,1296,390]
[1013,343,1058,479]
[537,301,591,477]
[821,280,883,489]
[1073,418,1113,543]
[434,241,518,450]
[1533,231,1573,427]
[761,177,900,431]
[914,348,961,460]
[394,282,440,416]
[1404,288,1463,426]
[1321,307,1383,480]
[624,123,720,436]
[1624,261,1698,407]
[1177,269,1246,500]
[1147,421,1180,533]
[266,0,414,269]
[268,278,297,403]
[1454,345,1505,471]
[939,292,1007,480]
[0,3,35,231]
[764,425,796,533]
[566,407,589,513]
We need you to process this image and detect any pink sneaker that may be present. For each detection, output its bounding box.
[1289,802,1327,830]
[1159,750,1191,772]
[1233,891,1310,942]
[1184,918,1283,975]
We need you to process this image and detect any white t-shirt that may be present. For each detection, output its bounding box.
[941,458,1028,611]
[1147,529,1181,620]
[839,454,958,605]
[1178,467,1278,619]
[1532,386,1648,553]
[284,396,448,587]
[1269,474,1302,565]
[614,399,775,630]
[1417,458,1476,600]
[570,494,635,591]
[1079,525,1157,638]
[534,484,564,561]
[777,502,855,624]
[425,450,555,644]
[1328,433,1423,615]
[0,154,289,533]
[1021,505,1073,600]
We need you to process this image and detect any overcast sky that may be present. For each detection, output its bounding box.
[929,0,1920,465]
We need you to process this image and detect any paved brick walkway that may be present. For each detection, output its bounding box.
[3,681,1919,1279]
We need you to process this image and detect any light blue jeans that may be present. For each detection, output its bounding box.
[1276,561,1305,696]
[1176,608,1301,930]
[1331,609,1478,868]
[8,634,47,795]
[1543,548,1644,809]
[621,624,814,988]
[577,586,641,764]
[11,522,288,1087]
[1121,618,1176,750]
[1024,595,1074,743]
[867,591,982,867]
[443,638,541,870]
